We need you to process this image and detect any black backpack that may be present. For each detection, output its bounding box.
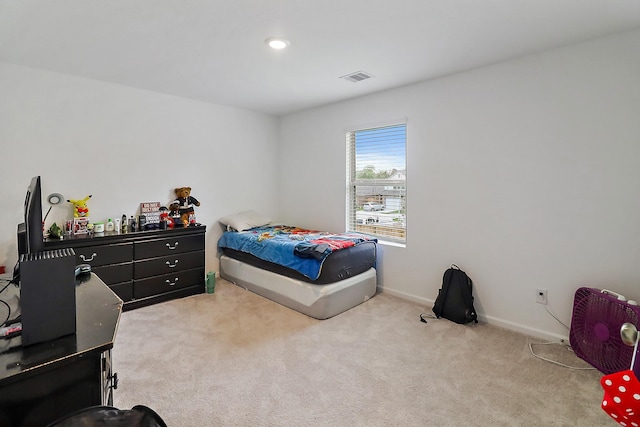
[432,264,478,324]
[47,405,167,427]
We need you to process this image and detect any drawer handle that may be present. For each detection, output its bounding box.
[165,278,179,286]
[166,242,179,250]
[165,260,179,268]
[79,253,97,262]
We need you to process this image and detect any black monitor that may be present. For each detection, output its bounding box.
[17,176,45,256]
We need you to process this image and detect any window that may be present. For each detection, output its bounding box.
[346,123,406,243]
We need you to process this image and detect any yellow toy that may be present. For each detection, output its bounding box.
[67,195,92,218]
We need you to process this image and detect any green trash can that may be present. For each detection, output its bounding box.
[206,272,216,294]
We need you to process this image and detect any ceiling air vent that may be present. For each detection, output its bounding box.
[340,71,374,83]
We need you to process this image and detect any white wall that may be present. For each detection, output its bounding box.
[0,62,280,273]
[278,29,640,341]
[2,29,639,342]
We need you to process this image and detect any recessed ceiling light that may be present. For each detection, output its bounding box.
[265,37,290,50]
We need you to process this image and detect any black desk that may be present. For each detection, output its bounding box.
[0,273,122,427]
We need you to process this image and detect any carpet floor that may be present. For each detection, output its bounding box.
[113,279,610,426]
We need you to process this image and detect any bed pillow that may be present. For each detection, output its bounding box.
[219,210,272,232]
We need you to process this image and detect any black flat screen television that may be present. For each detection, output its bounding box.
[17,176,45,256]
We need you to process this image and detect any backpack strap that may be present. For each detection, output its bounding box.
[433,267,455,319]
[419,312,433,323]
[459,274,478,323]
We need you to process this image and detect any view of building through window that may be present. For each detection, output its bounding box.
[346,123,406,243]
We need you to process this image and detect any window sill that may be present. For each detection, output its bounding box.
[376,239,406,248]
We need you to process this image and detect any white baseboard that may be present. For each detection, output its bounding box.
[379,286,430,306]
[478,313,569,342]
[378,286,569,343]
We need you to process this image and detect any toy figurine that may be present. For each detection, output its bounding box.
[48,222,63,239]
[158,206,171,229]
[67,195,92,218]
[166,204,180,228]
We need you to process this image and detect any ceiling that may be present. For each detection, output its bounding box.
[2,1,640,116]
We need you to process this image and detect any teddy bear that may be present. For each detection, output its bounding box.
[169,187,200,227]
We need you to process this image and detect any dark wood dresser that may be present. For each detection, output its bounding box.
[0,274,121,427]
[45,225,206,310]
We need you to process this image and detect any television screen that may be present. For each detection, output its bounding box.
[18,176,45,256]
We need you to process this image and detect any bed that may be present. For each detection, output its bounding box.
[217,211,377,319]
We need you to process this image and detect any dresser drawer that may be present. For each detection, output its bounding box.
[93,263,133,285]
[110,281,133,302]
[134,234,205,260]
[134,250,205,279]
[134,268,204,299]
[74,243,133,267]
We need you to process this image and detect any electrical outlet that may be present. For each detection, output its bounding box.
[536,288,548,305]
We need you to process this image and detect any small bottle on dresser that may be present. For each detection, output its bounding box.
[106,218,115,232]
[121,214,128,234]
[130,216,137,232]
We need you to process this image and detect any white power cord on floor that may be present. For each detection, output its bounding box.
[528,302,595,370]
[528,341,595,370]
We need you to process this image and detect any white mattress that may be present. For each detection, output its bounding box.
[220,254,377,319]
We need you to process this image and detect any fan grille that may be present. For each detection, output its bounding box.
[570,288,640,375]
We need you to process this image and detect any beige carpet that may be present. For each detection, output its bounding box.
[113,279,611,426]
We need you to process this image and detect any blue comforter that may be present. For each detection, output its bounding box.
[218,225,376,280]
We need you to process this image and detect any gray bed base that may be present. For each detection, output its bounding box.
[220,254,377,319]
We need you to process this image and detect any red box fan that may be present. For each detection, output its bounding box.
[569,287,640,376]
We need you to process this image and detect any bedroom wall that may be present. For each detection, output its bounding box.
[277,29,640,341]
[0,62,280,274]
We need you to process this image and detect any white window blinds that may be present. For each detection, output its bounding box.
[346,123,406,243]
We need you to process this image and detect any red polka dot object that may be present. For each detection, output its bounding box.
[601,370,640,426]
